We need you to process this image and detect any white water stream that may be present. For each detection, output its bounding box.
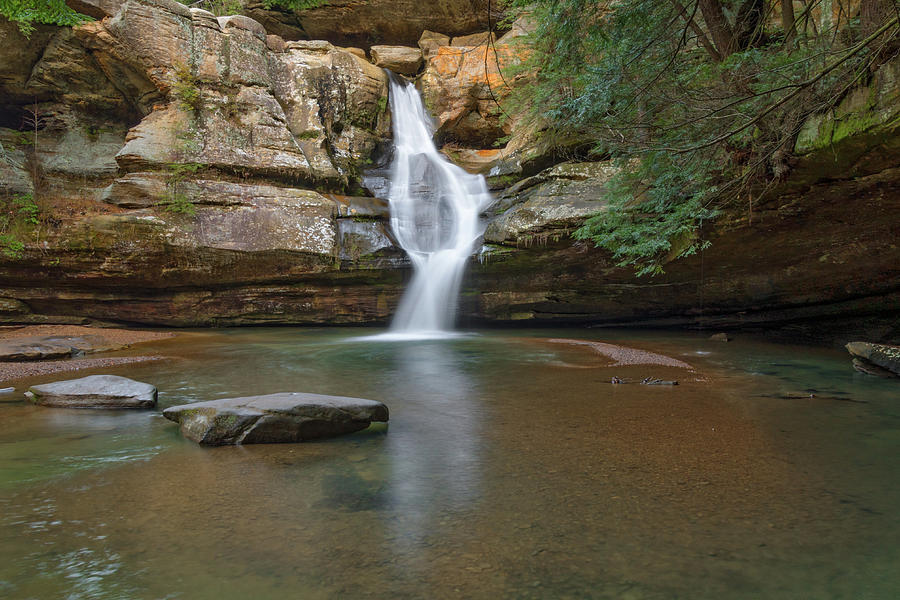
[380,76,493,339]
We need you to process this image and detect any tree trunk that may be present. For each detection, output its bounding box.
[698,0,739,57]
[735,0,765,48]
[861,0,897,34]
[668,0,723,61]
[860,0,900,64]
[782,0,797,42]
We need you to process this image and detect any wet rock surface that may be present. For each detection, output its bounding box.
[846,342,900,377]
[25,375,158,408]
[163,392,389,445]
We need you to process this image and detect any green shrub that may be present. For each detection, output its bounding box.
[172,63,202,112]
[0,0,91,37]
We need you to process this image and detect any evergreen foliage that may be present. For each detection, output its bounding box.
[504,0,900,275]
[182,0,243,17]
[261,0,327,11]
[176,0,327,17]
[0,0,91,36]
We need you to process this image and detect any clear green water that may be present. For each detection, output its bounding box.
[0,328,898,599]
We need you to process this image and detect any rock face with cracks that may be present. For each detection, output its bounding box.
[163,392,390,445]
[0,3,899,345]
[242,0,500,49]
[24,375,158,408]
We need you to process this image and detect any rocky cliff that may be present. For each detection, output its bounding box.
[0,1,897,342]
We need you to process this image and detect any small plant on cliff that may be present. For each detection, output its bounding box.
[0,234,24,259]
[179,0,242,16]
[0,0,91,36]
[261,0,328,11]
[162,162,202,216]
[172,63,202,113]
[158,118,204,217]
[13,192,40,226]
[0,193,42,259]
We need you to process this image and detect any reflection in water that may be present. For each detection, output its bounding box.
[381,342,482,560]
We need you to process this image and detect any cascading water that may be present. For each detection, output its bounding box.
[381,75,493,338]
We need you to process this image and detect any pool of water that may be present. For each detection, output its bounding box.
[0,328,897,599]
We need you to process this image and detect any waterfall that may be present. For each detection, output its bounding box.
[383,75,493,338]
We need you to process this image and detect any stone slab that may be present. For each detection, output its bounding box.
[25,375,158,408]
[163,392,389,445]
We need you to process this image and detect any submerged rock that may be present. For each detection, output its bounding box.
[0,335,125,361]
[163,392,389,445]
[24,375,158,408]
[846,342,900,377]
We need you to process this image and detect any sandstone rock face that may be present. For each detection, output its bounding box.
[418,25,530,147]
[2,0,391,210]
[451,31,495,47]
[270,40,390,181]
[65,0,126,19]
[418,30,450,59]
[0,1,899,346]
[163,392,389,445]
[25,375,157,408]
[846,342,900,376]
[0,131,33,196]
[467,164,900,341]
[485,162,618,245]
[794,57,900,184]
[416,13,585,182]
[243,0,500,48]
[370,45,423,76]
[0,0,397,331]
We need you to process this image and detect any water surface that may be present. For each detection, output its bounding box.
[0,328,897,599]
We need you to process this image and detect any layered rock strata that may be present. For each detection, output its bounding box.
[0,6,898,344]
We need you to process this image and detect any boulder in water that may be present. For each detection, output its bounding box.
[163,392,389,445]
[25,375,158,408]
[846,342,900,377]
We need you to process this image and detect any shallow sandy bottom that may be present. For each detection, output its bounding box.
[0,328,897,599]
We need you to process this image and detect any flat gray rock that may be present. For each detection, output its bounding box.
[163,392,389,446]
[25,375,157,408]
